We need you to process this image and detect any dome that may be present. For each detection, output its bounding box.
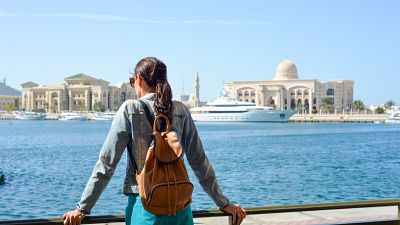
[274,59,298,80]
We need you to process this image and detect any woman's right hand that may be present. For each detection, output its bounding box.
[221,204,246,225]
[62,209,85,225]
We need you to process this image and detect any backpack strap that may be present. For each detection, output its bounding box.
[140,99,167,132]
[139,100,155,126]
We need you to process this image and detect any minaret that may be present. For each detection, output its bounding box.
[194,71,200,107]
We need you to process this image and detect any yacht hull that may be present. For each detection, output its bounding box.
[191,109,297,122]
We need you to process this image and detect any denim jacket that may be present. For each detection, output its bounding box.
[77,93,229,214]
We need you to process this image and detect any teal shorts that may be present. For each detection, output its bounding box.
[125,194,194,225]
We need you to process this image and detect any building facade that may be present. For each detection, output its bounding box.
[224,60,354,113]
[21,74,136,113]
[0,78,22,111]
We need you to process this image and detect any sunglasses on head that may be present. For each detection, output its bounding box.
[129,75,138,87]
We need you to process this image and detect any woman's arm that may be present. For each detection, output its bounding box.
[184,107,246,224]
[184,111,230,209]
[63,102,132,224]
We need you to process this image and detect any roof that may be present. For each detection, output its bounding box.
[21,81,39,88]
[97,79,110,85]
[0,82,21,96]
[64,73,98,81]
[64,73,109,85]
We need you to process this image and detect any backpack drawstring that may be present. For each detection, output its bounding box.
[171,163,178,213]
[164,163,172,215]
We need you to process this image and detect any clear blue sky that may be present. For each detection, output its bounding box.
[1,0,399,105]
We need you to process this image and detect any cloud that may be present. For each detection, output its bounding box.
[0,12,270,25]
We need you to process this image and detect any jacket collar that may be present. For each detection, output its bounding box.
[140,93,155,101]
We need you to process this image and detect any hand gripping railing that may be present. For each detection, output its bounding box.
[2,199,400,225]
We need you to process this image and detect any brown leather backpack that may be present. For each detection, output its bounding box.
[136,106,194,216]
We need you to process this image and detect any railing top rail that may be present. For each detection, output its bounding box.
[2,199,400,225]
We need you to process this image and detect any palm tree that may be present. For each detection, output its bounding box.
[384,100,396,110]
[321,98,333,113]
[353,100,365,111]
[375,106,384,114]
[93,102,106,112]
[5,103,16,113]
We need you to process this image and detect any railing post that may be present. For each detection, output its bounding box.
[397,204,400,223]
[228,215,233,225]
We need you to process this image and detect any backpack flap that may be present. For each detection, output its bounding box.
[153,131,183,163]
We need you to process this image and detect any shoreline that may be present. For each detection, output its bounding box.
[0,113,388,123]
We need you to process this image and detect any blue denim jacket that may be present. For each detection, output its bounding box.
[77,93,229,214]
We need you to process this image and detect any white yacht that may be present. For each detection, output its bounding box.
[15,111,46,120]
[59,112,86,121]
[190,92,297,122]
[90,111,117,121]
[385,106,400,124]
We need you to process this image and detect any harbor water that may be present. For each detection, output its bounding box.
[1,120,400,221]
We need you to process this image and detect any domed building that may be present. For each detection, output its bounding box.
[224,60,354,113]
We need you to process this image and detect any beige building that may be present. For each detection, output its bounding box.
[224,60,354,113]
[21,74,136,113]
[0,78,21,111]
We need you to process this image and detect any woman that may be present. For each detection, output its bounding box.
[63,57,246,225]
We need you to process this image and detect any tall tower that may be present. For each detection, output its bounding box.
[188,71,200,108]
[194,71,200,105]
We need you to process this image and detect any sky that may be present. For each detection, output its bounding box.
[0,0,399,105]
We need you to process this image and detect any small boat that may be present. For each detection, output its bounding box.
[15,111,46,120]
[385,106,400,124]
[90,111,117,121]
[59,112,86,121]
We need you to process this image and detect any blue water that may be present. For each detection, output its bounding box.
[1,120,400,221]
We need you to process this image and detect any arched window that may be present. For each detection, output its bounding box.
[297,90,302,95]
[304,90,309,96]
[297,99,302,105]
[251,91,255,96]
[244,91,249,97]
[251,99,255,103]
[290,99,296,109]
[238,91,243,97]
[304,99,309,110]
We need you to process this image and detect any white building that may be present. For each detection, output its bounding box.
[224,60,354,113]
[21,74,136,113]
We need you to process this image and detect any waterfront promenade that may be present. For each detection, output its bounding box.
[289,113,387,123]
[3,201,399,225]
[0,112,389,122]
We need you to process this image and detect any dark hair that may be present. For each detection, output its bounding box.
[134,57,173,120]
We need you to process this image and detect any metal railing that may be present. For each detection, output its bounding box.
[1,199,400,225]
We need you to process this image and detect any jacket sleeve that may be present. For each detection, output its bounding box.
[76,102,131,214]
[184,108,230,209]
